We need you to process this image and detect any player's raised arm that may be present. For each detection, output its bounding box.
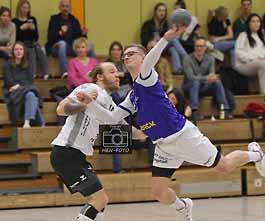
[140,26,179,78]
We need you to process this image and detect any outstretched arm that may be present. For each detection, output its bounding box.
[140,26,180,78]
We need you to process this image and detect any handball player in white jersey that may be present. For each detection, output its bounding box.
[50,62,120,221]
[81,10,265,221]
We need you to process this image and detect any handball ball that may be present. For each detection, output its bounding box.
[169,9,192,28]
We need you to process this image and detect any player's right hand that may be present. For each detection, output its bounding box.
[76,90,97,104]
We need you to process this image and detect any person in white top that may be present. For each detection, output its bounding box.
[50,62,119,221]
[235,13,265,94]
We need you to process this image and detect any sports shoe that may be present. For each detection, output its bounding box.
[177,198,193,221]
[248,142,265,177]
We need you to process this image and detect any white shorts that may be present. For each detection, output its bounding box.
[153,120,219,169]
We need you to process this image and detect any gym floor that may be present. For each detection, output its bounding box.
[1,196,265,221]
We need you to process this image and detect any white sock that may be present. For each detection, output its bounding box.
[77,214,93,221]
[172,196,186,210]
[248,151,262,162]
[95,212,104,221]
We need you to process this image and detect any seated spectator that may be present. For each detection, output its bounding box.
[105,41,132,102]
[140,2,187,74]
[13,0,50,80]
[0,6,16,59]
[3,42,44,127]
[146,39,173,90]
[167,88,192,118]
[182,37,230,121]
[208,6,235,65]
[174,0,201,54]
[67,37,97,89]
[235,13,265,95]
[45,0,95,78]
[233,0,252,39]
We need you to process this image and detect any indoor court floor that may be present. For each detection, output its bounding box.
[1,196,265,221]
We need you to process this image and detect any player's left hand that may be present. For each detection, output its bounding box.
[163,25,179,41]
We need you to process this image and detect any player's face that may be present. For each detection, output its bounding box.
[102,63,120,91]
[123,47,145,69]
[249,16,261,33]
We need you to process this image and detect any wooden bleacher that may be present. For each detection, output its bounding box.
[0,95,263,125]
[0,57,265,209]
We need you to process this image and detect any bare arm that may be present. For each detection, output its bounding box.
[140,26,179,78]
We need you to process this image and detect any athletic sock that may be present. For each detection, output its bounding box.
[95,212,104,221]
[77,204,99,221]
[172,196,186,210]
[248,151,262,162]
[77,214,94,221]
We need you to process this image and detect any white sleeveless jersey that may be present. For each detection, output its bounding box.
[51,83,115,156]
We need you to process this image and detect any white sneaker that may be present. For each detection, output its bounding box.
[177,198,193,221]
[43,74,49,80]
[248,142,265,177]
[23,122,31,128]
[61,72,68,79]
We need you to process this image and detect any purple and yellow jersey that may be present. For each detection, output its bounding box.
[118,69,186,141]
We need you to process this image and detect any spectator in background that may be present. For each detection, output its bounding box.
[235,13,265,95]
[105,41,132,102]
[0,6,16,59]
[67,37,97,89]
[183,37,230,121]
[146,39,173,91]
[233,0,252,39]
[167,88,192,118]
[208,6,235,65]
[263,14,265,30]
[174,0,201,54]
[3,42,44,128]
[141,2,187,74]
[13,0,50,80]
[45,0,95,78]
[174,0,186,9]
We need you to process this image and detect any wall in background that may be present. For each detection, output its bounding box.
[1,0,265,55]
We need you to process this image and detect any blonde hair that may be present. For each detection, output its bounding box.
[72,37,89,53]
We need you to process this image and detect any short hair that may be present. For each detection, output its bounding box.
[0,6,11,17]
[174,0,187,9]
[124,44,147,55]
[194,36,207,44]
[89,64,104,83]
[72,37,89,53]
[241,0,252,4]
[215,6,228,19]
[16,0,31,18]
